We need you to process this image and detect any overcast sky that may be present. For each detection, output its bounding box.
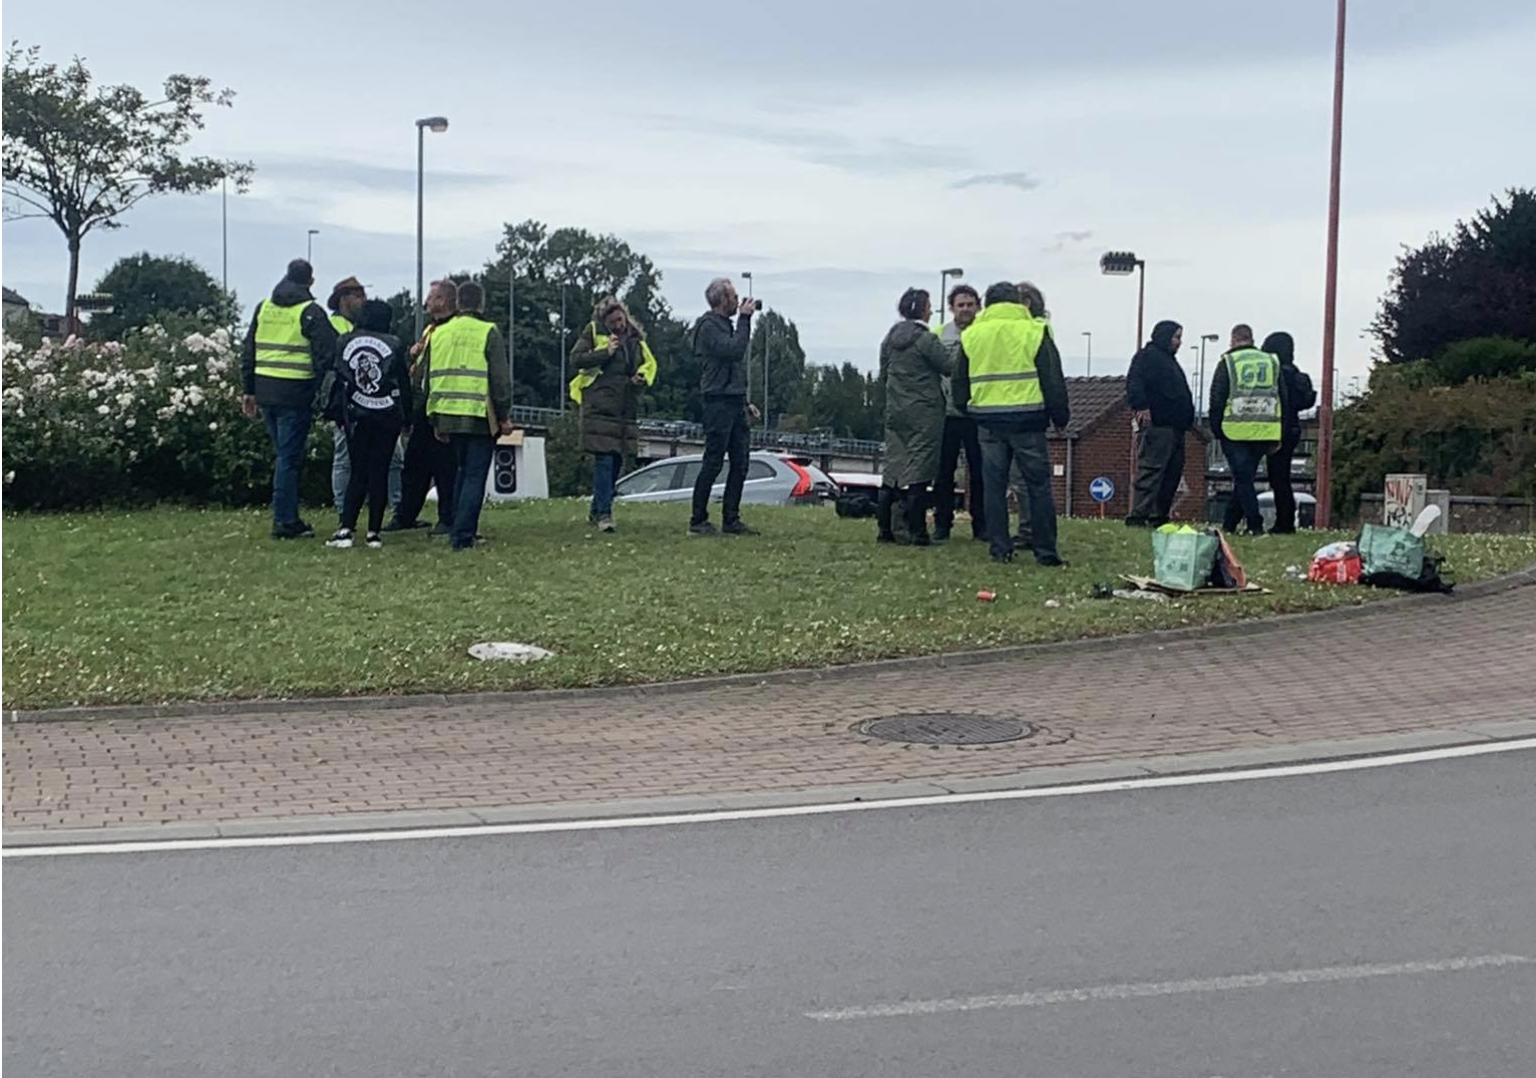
[4,0,1533,390]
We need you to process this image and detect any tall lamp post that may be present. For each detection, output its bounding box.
[1198,333,1219,419]
[937,267,964,324]
[557,280,571,415]
[221,177,229,298]
[1082,330,1093,376]
[306,229,319,263]
[1101,250,1147,504]
[414,115,450,338]
[1316,0,1347,529]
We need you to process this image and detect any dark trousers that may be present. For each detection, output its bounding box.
[260,404,313,527]
[1128,427,1186,525]
[395,422,455,527]
[933,416,985,537]
[447,433,495,550]
[979,425,1058,562]
[1221,439,1266,536]
[1267,443,1297,533]
[341,417,402,534]
[876,484,930,542]
[691,398,750,526]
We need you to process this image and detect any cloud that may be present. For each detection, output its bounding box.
[253,156,514,194]
[949,171,1041,192]
[1041,228,1095,254]
[640,115,970,175]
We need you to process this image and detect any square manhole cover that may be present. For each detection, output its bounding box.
[855,714,1036,746]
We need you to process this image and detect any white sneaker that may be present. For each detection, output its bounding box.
[365,533,383,550]
[326,529,354,549]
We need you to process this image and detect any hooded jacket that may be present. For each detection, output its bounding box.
[879,319,953,487]
[240,278,340,410]
[1126,321,1195,431]
[1261,331,1317,446]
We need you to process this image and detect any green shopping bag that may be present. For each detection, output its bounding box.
[1152,524,1221,592]
[1358,523,1426,579]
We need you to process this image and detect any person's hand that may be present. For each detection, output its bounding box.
[1133,409,1152,426]
[747,403,761,420]
[606,336,621,355]
[435,430,449,444]
[630,374,647,385]
[739,298,758,317]
[409,340,424,359]
[242,394,258,419]
[498,418,515,437]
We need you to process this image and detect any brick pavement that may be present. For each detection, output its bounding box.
[5,583,1536,833]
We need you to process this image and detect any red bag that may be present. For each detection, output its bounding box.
[1308,543,1362,585]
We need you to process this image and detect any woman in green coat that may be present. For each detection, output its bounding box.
[568,297,656,532]
[877,288,953,545]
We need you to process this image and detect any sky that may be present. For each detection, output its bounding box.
[4,0,1534,395]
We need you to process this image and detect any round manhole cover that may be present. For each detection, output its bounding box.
[856,714,1035,746]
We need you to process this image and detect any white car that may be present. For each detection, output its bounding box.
[615,452,836,507]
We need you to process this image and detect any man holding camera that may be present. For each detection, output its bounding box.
[688,277,761,537]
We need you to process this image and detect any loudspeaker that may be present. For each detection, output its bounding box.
[492,445,517,495]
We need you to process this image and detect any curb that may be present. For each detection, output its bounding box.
[8,563,1535,725]
[7,720,1535,847]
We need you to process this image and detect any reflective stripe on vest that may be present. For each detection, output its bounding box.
[1222,348,1282,441]
[958,302,1046,414]
[425,315,494,419]
[253,301,316,381]
[569,322,659,403]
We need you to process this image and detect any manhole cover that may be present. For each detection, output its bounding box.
[856,714,1035,746]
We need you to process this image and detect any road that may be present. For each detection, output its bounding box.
[6,748,1535,1077]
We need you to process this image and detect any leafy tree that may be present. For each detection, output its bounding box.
[1429,336,1536,386]
[746,309,807,428]
[1371,188,1536,365]
[86,252,235,339]
[2,44,253,327]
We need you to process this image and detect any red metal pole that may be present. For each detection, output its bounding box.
[1316,0,1346,529]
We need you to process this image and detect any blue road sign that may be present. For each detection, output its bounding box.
[1089,476,1116,503]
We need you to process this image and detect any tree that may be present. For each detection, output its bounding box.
[1371,188,1536,365]
[85,252,235,339]
[746,309,807,427]
[2,44,253,328]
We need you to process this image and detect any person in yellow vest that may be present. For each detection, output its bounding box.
[568,297,658,533]
[951,281,1070,566]
[1208,323,1290,537]
[420,280,512,551]
[386,281,459,534]
[239,259,340,539]
[325,276,368,517]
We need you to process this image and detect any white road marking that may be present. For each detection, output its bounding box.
[4,736,1534,860]
[805,954,1534,1021]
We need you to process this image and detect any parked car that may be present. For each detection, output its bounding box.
[1258,490,1318,530]
[615,452,836,507]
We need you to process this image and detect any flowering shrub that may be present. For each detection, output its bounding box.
[2,317,334,509]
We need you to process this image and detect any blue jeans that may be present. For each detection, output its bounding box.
[334,424,404,514]
[261,404,313,527]
[1221,439,1267,535]
[448,433,495,549]
[591,452,621,519]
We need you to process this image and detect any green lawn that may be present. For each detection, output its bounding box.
[3,502,1533,710]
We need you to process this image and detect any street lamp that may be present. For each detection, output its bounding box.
[937,267,964,324]
[1082,331,1093,377]
[414,115,450,338]
[306,229,319,263]
[741,270,753,301]
[1316,0,1347,529]
[1198,333,1219,419]
[1099,250,1147,349]
[558,279,572,414]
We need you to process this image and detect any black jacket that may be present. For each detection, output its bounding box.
[335,328,411,425]
[240,278,338,410]
[952,329,1070,433]
[693,310,752,398]
[1126,341,1195,431]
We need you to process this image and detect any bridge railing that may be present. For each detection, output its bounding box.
[509,404,884,458]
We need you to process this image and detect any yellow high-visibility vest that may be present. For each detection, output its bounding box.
[252,301,317,381]
[1221,348,1282,442]
[959,302,1046,415]
[425,316,495,420]
[569,322,658,403]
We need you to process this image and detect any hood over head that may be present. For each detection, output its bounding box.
[1150,320,1182,352]
[1262,331,1296,366]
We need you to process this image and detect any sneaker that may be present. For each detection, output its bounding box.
[597,517,616,533]
[272,520,313,540]
[721,521,760,537]
[430,522,451,537]
[295,519,316,537]
[383,518,429,533]
[473,534,487,547]
[365,532,383,549]
[325,529,354,549]
[689,521,718,537]
[1036,555,1069,568]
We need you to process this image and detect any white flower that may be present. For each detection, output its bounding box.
[87,388,100,400]
[208,421,219,431]
[3,470,13,484]
[116,392,135,408]
[95,403,110,415]
[125,417,137,429]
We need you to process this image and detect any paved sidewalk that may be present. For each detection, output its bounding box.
[6,582,1536,835]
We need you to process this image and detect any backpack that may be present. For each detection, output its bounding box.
[1286,367,1317,411]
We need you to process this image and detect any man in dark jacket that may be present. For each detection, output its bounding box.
[1261,331,1316,533]
[1209,324,1290,536]
[688,276,761,537]
[952,281,1071,566]
[241,258,339,539]
[932,284,986,542]
[1125,319,1196,527]
[387,280,459,534]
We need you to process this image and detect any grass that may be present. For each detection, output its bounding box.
[3,501,1533,710]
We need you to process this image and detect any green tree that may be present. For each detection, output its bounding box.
[2,45,253,328]
[746,309,807,428]
[1371,188,1536,365]
[85,252,235,339]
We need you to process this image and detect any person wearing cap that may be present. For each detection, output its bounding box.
[326,276,369,517]
[239,258,340,539]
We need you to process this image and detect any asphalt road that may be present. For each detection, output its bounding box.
[6,749,1535,1078]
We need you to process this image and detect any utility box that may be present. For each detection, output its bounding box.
[1383,473,1427,528]
[486,429,548,503]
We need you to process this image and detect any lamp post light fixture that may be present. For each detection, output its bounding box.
[937,267,964,324]
[414,115,450,338]
[1098,250,1147,349]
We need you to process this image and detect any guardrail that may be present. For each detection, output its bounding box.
[508,404,884,457]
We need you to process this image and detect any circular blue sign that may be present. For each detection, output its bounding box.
[1089,476,1116,503]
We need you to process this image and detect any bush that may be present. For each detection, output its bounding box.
[2,316,335,510]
